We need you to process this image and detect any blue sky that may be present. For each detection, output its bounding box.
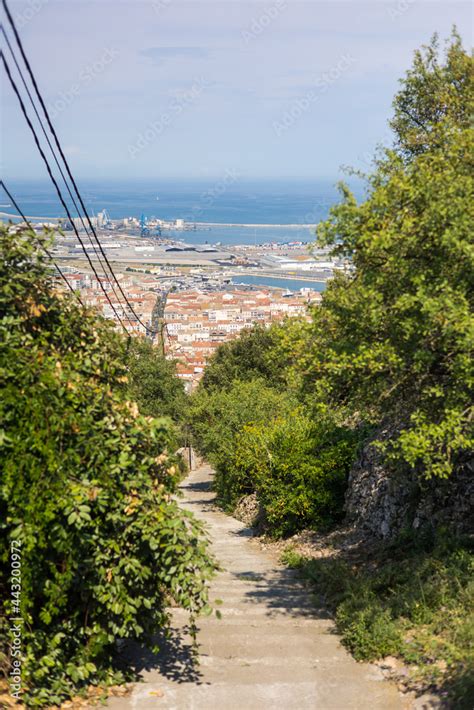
[2,0,472,180]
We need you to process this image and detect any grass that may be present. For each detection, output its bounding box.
[281,531,474,708]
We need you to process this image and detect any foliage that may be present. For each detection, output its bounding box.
[0,226,216,707]
[282,533,474,708]
[311,32,473,478]
[190,377,293,493]
[390,29,473,159]
[124,336,187,423]
[199,324,287,392]
[190,372,361,536]
[225,412,361,537]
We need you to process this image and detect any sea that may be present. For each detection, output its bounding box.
[3,178,364,246]
[3,178,363,292]
[233,275,326,292]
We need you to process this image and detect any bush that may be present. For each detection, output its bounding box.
[0,226,216,707]
[191,376,361,537]
[189,378,294,493]
[229,413,360,537]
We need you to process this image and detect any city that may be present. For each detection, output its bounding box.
[0,208,341,385]
[49,214,325,387]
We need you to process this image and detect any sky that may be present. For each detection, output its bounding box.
[2,0,472,181]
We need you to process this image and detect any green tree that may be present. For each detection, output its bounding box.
[390,29,473,160]
[0,226,216,707]
[200,324,285,392]
[313,32,473,478]
[124,336,187,423]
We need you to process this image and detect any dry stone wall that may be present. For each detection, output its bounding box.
[345,436,474,539]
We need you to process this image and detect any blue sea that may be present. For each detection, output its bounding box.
[232,275,326,291]
[3,178,364,246]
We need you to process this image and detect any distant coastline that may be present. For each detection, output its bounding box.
[4,178,357,224]
[197,222,316,229]
[2,178,350,246]
[1,211,316,230]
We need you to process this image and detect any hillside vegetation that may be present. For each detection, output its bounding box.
[191,29,473,537]
[189,32,473,704]
[0,227,216,707]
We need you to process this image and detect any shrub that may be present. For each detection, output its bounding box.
[228,413,361,537]
[189,378,294,497]
[0,226,216,707]
[191,377,361,537]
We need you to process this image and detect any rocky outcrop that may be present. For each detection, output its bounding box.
[345,437,474,540]
[232,492,264,529]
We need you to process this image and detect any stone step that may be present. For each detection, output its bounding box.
[114,679,401,710]
[105,464,403,710]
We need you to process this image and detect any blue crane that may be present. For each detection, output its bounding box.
[140,213,150,236]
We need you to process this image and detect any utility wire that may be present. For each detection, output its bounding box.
[2,180,134,382]
[1,179,86,306]
[1,52,128,331]
[2,0,155,335]
[1,27,105,268]
[1,25,132,324]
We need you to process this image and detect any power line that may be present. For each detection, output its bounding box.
[1,27,102,263]
[1,52,129,332]
[1,25,131,323]
[1,180,135,382]
[2,0,156,335]
[1,179,86,306]
[1,50,128,330]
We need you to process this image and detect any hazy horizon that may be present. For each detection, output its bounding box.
[2,1,472,182]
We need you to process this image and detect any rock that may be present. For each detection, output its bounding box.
[233,493,263,528]
[380,656,400,671]
[344,431,474,540]
[411,692,444,709]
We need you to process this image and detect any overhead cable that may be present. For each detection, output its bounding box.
[1,52,129,331]
[2,0,155,334]
[1,179,86,306]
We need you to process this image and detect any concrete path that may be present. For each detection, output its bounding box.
[107,464,404,710]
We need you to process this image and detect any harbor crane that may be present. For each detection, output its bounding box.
[140,213,150,237]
